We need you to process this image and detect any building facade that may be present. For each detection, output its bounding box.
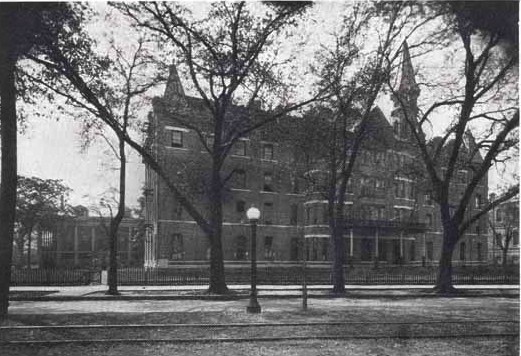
[489,195,519,265]
[143,43,489,268]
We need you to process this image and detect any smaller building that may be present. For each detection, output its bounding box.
[39,214,143,268]
[489,194,519,265]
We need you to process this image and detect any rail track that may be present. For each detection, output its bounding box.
[0,320,518,346]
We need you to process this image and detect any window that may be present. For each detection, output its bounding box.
[346,178,354,194]
[394,181,406,198]
[263,202,273,225]
[321,238,329,261]
[305,207,311,224]
[361,205,371,220]
[375,178,386,190]
[322,205,329,224]
[236,200,245,213]
[345,205,353,220]
[475,225,480,235]
[408,183,415,199]
[426,213,433,228]
[290,238,300,261]
[233,140,246,156]
[235,236,247,260]
[205,134,214,150]
[263,172,274,192]
[175,205,183,219]
[427,241,434,261]
[262,143,274,160]
[290,204,298,225]
[496,233,502,247]
[361,238,373,261]
[264,236,274,260]
[393,121,400,136]
[394,208,401,221]
[457,171,466,183]
[361,177,374,197]
[171,130,184,148]
[513,230,519,246]
[459,242,466,261]
[477,242,483,261]
[424,192,433,206]
[409,240,416,261]
[496,209,502,222]
[291,177,300,194]
[171,234,184,260]
[475,194,482,208]
[233,169,247,189]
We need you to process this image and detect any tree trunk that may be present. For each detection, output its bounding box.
[107,136,126,295]
[331,219,345,294]
[502,248,508,268]
[0,14,18,319]
[207,165,228,294]
[27,231,32,268]
[435,224,458,294]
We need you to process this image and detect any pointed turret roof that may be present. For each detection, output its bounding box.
[398,41,420,96]
[164,63,186,102]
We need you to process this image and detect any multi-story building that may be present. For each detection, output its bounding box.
[143,42,489,268]
[489,195,519,265]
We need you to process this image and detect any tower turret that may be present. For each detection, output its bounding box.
[164,63,186,106]
[391,41,420,141]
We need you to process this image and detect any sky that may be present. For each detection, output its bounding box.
[17,2,518,212]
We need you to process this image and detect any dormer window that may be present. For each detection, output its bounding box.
[171,130,184,148]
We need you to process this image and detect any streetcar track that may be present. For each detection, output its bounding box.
[0,319,518,346]
[0,333,519,346]
[0,319,518,330]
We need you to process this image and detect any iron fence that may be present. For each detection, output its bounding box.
[10,265,519,286]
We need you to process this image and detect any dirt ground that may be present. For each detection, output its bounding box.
[2,337,518,356]
[1,297,519,356]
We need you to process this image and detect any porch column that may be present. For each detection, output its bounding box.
[374,227,379,267]
[400,231,404,263]
[422,233,426,266]
[91,226,96,252]
[349,229,353,257]
[73,225,79,266]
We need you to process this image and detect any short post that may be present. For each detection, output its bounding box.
[246,206,261,313]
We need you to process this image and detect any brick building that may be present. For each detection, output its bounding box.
[489,195,519,265]
[143,43,489,268]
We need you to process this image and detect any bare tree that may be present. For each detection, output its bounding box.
[24,2,324,294]
[111,2,327,293]
[388,2,519,293]
[282,2,442,294]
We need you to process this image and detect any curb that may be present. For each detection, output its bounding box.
[9,291,519,302]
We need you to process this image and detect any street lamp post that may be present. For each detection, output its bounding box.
[246,206,261,313]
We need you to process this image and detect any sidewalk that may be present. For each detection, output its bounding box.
[9,284,519,300]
